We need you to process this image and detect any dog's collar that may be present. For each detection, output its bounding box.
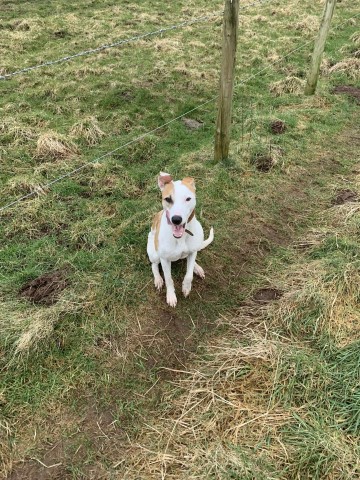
[165,209,195,237]
[187,209,195,223]
[185,209,195,236]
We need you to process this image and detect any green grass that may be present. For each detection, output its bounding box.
[0,0,359,478]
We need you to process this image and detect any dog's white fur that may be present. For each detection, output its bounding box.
[147,172,214,307]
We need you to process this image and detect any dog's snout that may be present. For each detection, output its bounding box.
[171,215,183,225]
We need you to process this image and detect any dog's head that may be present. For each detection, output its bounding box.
[158,172,196,239]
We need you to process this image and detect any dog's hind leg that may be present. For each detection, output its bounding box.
[194,262,205,279]
[152,262,164,290]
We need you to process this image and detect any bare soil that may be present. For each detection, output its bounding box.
[19,270,68,305]
[332,189,358,205]
[252,287,283,303]
[251,153,275,172]
[270,119,286,134]
[333,85,360,104]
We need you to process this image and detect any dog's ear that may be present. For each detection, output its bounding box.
[182,177,196,192]
[158,172,173,191]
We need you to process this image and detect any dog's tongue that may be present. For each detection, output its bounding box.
[172,224,185,238]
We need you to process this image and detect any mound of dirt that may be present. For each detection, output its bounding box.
[253,287,283,303]
[332,189,358,205]
[19,270,68,305]
[333,86,360,104]
[251,153,276,172]
[182,117,204,130]
[270,120,287,134]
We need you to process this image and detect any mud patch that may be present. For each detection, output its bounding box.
[270,119,287,134]
[332,189,358,205]
[333,85,360,104]
[251,153,276,172]
[19,270,68,306]
[253,287,283,303]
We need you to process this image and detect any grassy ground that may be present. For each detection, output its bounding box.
[0,0,359,478]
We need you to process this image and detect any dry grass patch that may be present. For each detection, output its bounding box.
[0,119,37,145]
[350,31,360,46]
[329,58,360,80]
[294,14,319,35]
[121,327,293,479]
[270,76,305,96]
[3,174,47,199]
[0,292,80,356]
[70,116,106,145]
[0,419,12,479]
[35,132,79,161]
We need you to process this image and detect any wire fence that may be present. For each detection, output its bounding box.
[0,5,359,214]
[0,0,271,81]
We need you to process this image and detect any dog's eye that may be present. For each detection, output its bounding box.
[164,196,173,203]
[186,197,192,202]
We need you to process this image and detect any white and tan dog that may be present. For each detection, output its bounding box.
[147,172,214,307]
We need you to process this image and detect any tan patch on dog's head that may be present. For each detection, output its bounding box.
[181,177,196,192]
[162,182,174,200]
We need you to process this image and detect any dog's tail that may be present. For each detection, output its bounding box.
[201,227,214,250]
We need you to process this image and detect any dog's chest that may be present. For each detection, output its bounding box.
[161,239,192,262]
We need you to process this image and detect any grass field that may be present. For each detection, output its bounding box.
[0,0,359,478]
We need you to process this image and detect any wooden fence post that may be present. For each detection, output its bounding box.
[304,0,337,95]
[214,0,239,162]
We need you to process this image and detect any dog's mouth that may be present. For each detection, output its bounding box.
[172,223,186,238]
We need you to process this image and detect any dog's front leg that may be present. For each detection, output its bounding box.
[182,252,197,297]
[160,258,177,307]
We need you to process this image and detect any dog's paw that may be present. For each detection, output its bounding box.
[166,290,177,307]
[154,276,164,290]
[194,263,205,279]
[182,279,192,298]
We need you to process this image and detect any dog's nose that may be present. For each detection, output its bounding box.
[171,215,183,225]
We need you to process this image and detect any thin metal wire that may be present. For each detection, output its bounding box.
[0,0,271,81]
[0,98,216,213]
[0,13,220,81]
[234,10,360,93]
[1,10,358,214]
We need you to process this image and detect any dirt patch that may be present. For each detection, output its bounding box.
[120,90,134,101]
[332,189,358,205]
[333,85,360,104]
[253,287,283,303]
[251,153,276,172]
[270,119,287,134]
[19,270,68,306]
[136,306,201,375]
[7,456,67,480]
[182,117,204,130]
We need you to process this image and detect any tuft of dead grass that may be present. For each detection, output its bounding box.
[329,58,360,80]
[0,292,80,356]
[70,116,106,145]
[4,174,48,198]
[350,31,360,46]
[0,419,12,478]
[0,119,37,144]
[35,132,79,160]
[270,76,305,96]
[294,15,319,35]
